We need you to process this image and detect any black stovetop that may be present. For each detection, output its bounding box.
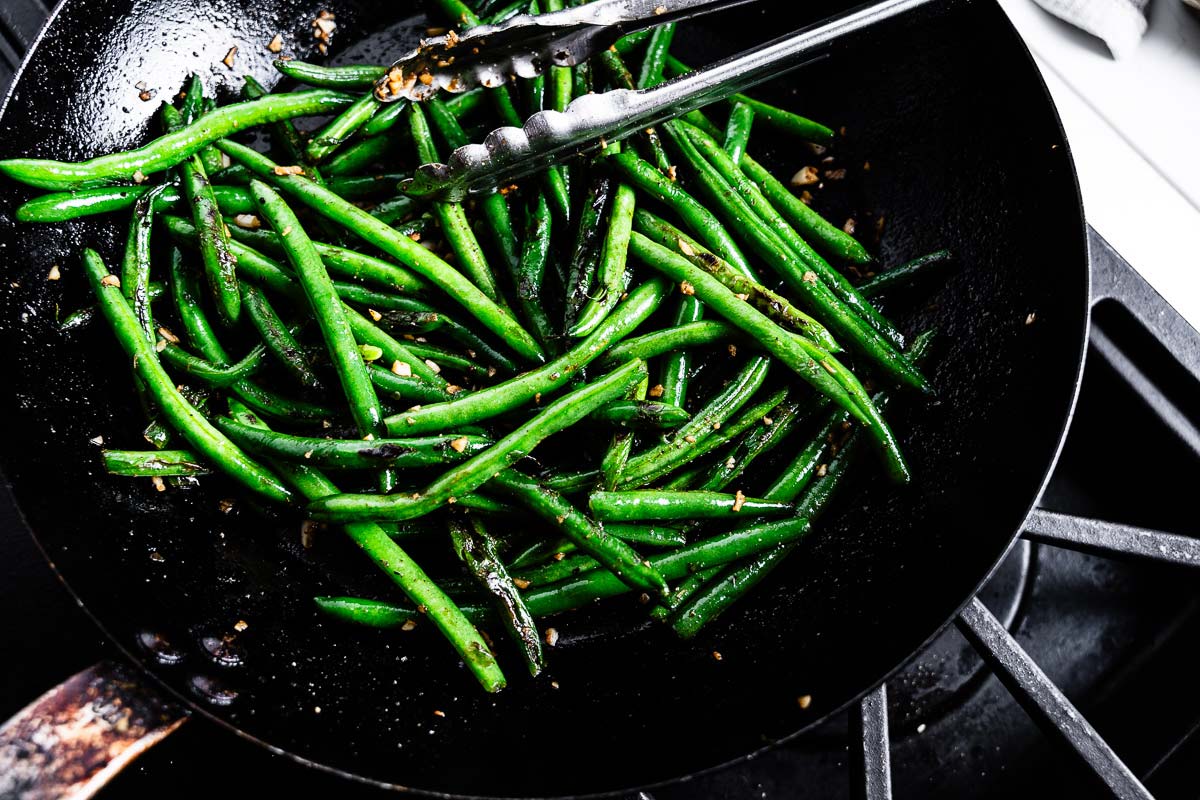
[2,3,1198,797]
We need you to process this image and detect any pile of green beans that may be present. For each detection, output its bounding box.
[9,0,953,692]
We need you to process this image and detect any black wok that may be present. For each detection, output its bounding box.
[0,0,1088,795]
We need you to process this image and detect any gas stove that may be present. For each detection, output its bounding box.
[2,3,1198,798]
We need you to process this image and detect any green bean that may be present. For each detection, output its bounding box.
[218,140,544,363]
[616,358,773,489]
[315,514,811,626]
[0,91,353,190]
[193,88,227,177]
[570,176,635,338]
[599,374,645,491]
[513,192,556,348]
[241,283,320,387]
[323,173,408,200]
[322,134,399,176]
[367,363,465,404]
[215,418,490,469]
[369,309,443,335]
[511,551,597,587]
[435,0,483,26]
[307,92,381,163]
[273,60,386,89]
[82,248,292,503]
[608,151,754,279]
[397,340,491,381]
[650,566,720,621]
[661,464,706,491]
[249,180,388,447]
[723,103,754,165]
[450,515,544,676]
[605,523,686,547]
[163,105,241,324]
[613,28,653,55]
[18,186,150,223]
[670,429,849,639]
[596,51,672,174]
[490,469,667,596]
[426,97,519,295]
[167,244,225,359]
[629,233,910,482]
[159,340,267,387]
[597,320,736,370]
[680,125,912,360]
[343,304,446,386]
[563,170,613,334]
[658,295,703,409]
[694,397,810,492]
[634,209,840,351]
[242,75,308,164]
[229,401,504,692]
[102,449,209,477]
[738,154,870,266]
[591,400,690,430]
[590,491,793,522]
[544,0,572,112]
[662,56,835,144]
[308,358,647,522]
[858,249,954,299]
[120,185,163,342]
[226,224,429,295]
[670,330,936,636]
[637,23,675,89]
[383,278,667,435]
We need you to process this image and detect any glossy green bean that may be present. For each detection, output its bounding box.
[315,515,811,626]
[367,363,465,404]
[308,358,647,522]
[450,515,544,676]
[570,177,635,338]
[723,102,754,165]
[564,171,613,333]
[680,125,907,351]
[650,566,720,621]
[695,397,810,492]
[590,491,793,522]
[306,92,381,163]
[617,357,771,488]
[858,249,954,298]
[322,134,399,176]
[241,283,320,387]
[634,209,840,351]
[343,305,446,386]
[229,401,504,692]
[597,320,736,370]
[629,232,864,412]
[102,449,209,477]
[218,140,545,363]
[738,154,871,266]
[608,151,754,278]
[159,340,267,387]
[249,180,388,444]
[241,75,307,165]
[591,400,690,430]
[163,105,241,324]
[663,56,834,143]
[0,90,353,190]
[384,278,667,435]
[120,185,162,342]
[637,22,675,89]
[273,60,386,88]
[514,192,556,348]
[82,248,292,503]
[226,224,429,295]
[215,418,490,469]
[490,469,667,596]
[545,0,572,112]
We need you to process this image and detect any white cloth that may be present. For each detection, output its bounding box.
[1029,0,1152,58]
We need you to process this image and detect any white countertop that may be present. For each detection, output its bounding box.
[998,0,1200,327]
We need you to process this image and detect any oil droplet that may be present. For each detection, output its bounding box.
[189,674,238,706]
[199,634,244,667]
[136,630,184,665]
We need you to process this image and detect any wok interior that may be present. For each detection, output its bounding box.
[0,0,1087,795]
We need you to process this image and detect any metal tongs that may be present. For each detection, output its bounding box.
[383,0,934,200]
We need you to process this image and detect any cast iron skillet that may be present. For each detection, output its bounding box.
[0,0,1087,795]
